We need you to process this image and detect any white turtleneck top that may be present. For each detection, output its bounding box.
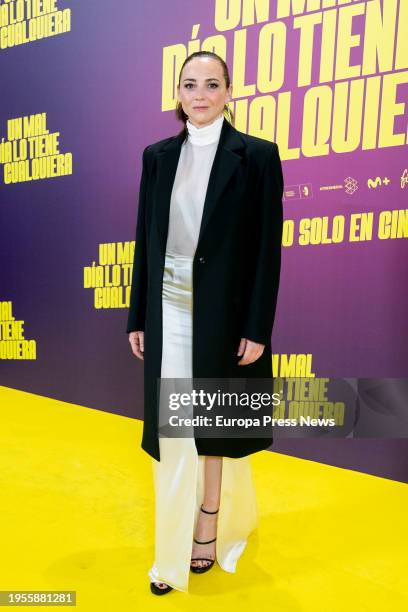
[165,112,225,256]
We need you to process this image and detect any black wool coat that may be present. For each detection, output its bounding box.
[126,117,284,462]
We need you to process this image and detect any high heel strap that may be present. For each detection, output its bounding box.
[194,536,217,544]
[200,503,219,514]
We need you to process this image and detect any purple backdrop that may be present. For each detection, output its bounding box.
[1,0,407,482]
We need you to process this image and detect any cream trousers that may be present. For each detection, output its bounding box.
[148,252,258,592]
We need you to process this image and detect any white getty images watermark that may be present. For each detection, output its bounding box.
[166,389,337,428]
[168,389,282,411]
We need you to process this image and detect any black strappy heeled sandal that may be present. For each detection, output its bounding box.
[190,504,219,574]
[150,581,173,595]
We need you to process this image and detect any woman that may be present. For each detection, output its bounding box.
[127,51,284,595]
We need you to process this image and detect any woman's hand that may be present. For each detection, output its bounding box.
[129,331,144,360]
[237,338,265,365]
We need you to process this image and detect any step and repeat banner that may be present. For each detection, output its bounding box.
[0,1,407,481]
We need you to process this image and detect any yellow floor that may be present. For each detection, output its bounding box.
[0,385,407,610]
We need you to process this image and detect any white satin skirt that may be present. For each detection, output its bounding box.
[148,252,259,592]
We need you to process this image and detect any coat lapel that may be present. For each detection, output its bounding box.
[154,117,246,256]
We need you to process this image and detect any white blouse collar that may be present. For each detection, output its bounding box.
[186,112,224,146]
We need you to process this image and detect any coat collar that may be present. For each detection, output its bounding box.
[154,117,246,257]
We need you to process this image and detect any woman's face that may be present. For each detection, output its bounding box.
[177,57,232,128]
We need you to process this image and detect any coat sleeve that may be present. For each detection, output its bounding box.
[126,145,150,334]
[242,142,284,346]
